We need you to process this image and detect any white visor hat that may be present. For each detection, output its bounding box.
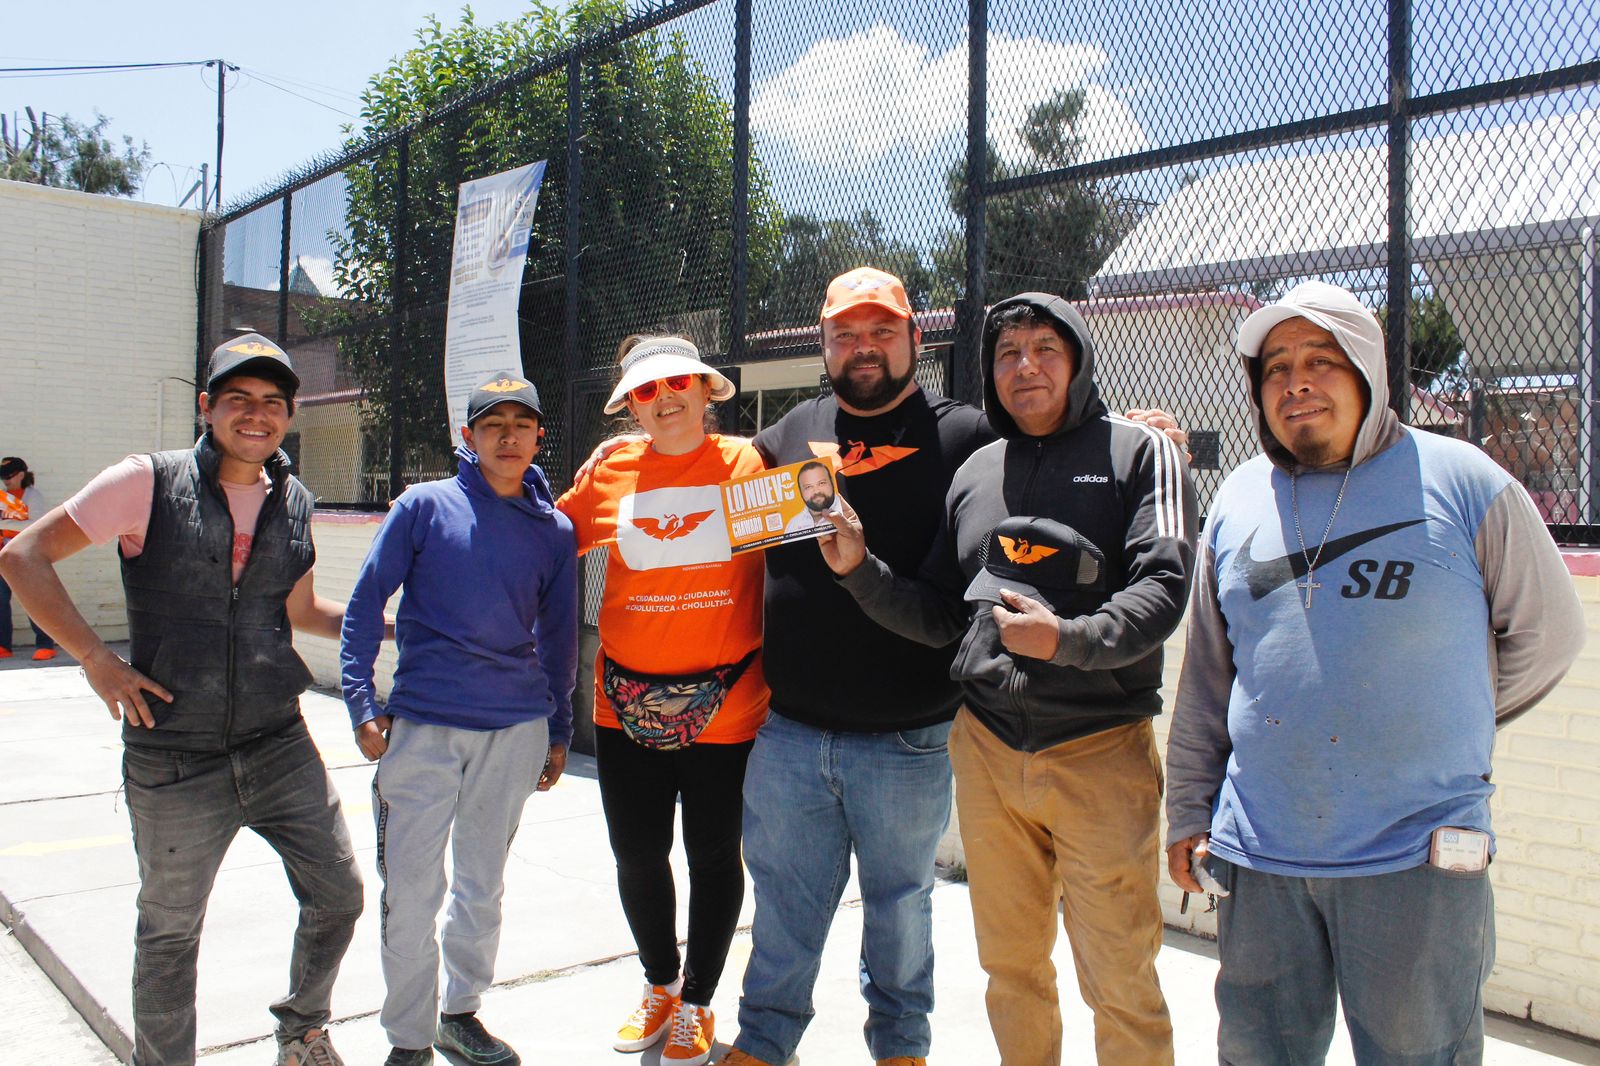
[602,338,737,415]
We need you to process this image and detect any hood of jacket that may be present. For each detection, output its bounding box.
[981,291,1108,441]
[1236,280,1403,472]
[454,444,560,517]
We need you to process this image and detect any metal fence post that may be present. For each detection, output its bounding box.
[1386,0,1412,420]
[389,134,410,501]
[278,193,292,345]
[564,54,584,481]
[729,0,751,367]
[955,0,988,409]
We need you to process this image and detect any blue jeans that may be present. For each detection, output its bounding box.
[122,719,364,1065]
[1212,858,1494,1065]
[736,711,953,1063]
[0,571,53,651]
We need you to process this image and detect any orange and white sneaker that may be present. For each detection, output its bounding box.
[614,982,678,1052]
[0,647,13,659]
[662,1002,713,1066]
[31,648,57,661]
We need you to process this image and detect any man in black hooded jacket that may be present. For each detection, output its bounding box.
[820,292,1197,1066]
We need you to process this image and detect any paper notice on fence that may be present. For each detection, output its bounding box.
[443,159,547,439]
[721,459,842,554]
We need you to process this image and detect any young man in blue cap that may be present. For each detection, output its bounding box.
[341,370,579,1066]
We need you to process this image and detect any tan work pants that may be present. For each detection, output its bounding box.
[949,709,1174,1066]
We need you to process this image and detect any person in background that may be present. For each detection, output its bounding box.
[1,456,58,660]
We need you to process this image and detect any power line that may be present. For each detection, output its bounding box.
[239,68,357,116]
[0,60,211,77]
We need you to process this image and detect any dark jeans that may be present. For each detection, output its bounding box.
[0,571,53,650]
[1213,858,1494,1065]
[595,724,753,1006]
[122,718,363,1066]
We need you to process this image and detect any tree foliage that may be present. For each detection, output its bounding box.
[323,0,782,472]
[750,209,933,330]
[1380,293,1466,389]
[934,88,1143,305]
[2,111,149,196]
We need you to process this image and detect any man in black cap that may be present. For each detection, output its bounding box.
[817,295,1198,1065]
[0,333,367,1066]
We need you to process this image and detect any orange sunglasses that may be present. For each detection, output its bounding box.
[629,374,696,405]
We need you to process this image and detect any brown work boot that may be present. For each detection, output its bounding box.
[716,1049,798,1066]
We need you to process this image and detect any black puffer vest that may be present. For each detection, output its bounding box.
[120,436,315,752]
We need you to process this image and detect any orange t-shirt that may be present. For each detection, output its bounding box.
[556,435,768,743]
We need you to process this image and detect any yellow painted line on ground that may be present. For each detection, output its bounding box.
[0,834,126,857]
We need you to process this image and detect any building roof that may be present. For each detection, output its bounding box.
[1094,108,1600,295]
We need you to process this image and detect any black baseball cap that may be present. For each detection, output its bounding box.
[206,333,300,393]
[467,371,544,425]
[964,516,1105,610]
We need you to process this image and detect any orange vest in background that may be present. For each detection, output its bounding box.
[1,489,27,542]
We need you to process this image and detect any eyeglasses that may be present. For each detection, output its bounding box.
[628,374,695,405]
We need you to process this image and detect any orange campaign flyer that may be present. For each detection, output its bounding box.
[720,458,842,554]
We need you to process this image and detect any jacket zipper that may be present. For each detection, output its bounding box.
[1009,439,1047,748]
[215,461,283,750]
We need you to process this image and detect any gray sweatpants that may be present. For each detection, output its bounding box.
[372,715,550,1050]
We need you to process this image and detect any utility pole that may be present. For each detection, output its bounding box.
[207,59,236,211]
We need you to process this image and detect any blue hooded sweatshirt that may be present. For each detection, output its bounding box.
[341,446,578,745]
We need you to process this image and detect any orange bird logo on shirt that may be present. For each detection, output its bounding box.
[998,536,1058,565]
[634,510,716,541]
[808,440,918,476]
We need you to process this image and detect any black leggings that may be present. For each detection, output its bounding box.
[595,725,753,1005]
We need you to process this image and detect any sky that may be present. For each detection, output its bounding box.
[2,0,559,209]
[6,0,1590,262]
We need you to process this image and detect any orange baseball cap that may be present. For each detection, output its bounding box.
[820,266,913,321]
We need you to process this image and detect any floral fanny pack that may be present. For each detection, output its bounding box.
[601,649,758,751]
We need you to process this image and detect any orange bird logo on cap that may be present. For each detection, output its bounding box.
[226,341,280,356]
[808,440,918,476]
[481,378,529,393]
[634,510,716,541]
[998,536,1058,565]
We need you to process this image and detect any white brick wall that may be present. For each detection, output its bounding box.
[300,513,1600,1039]
[292,513,398,697]
[0,179,199,644]
[1152,566,1600,1041]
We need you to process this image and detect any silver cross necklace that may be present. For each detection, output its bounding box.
[1290,466,1353,609]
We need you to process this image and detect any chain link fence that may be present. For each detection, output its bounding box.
[198,0,1599,542]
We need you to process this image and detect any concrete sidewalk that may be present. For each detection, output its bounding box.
[2,653,1596,1065]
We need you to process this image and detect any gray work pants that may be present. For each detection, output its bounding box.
[372,715,549,1050]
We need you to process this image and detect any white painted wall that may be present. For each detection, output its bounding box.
[0,179,200,645]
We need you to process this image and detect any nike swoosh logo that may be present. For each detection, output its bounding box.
[1232,519,1426,599]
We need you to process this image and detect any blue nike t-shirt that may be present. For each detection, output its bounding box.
[1204,428,1512,876]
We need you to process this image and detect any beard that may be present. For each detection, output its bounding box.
[804,491,836,513]
[829,356,916,412]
